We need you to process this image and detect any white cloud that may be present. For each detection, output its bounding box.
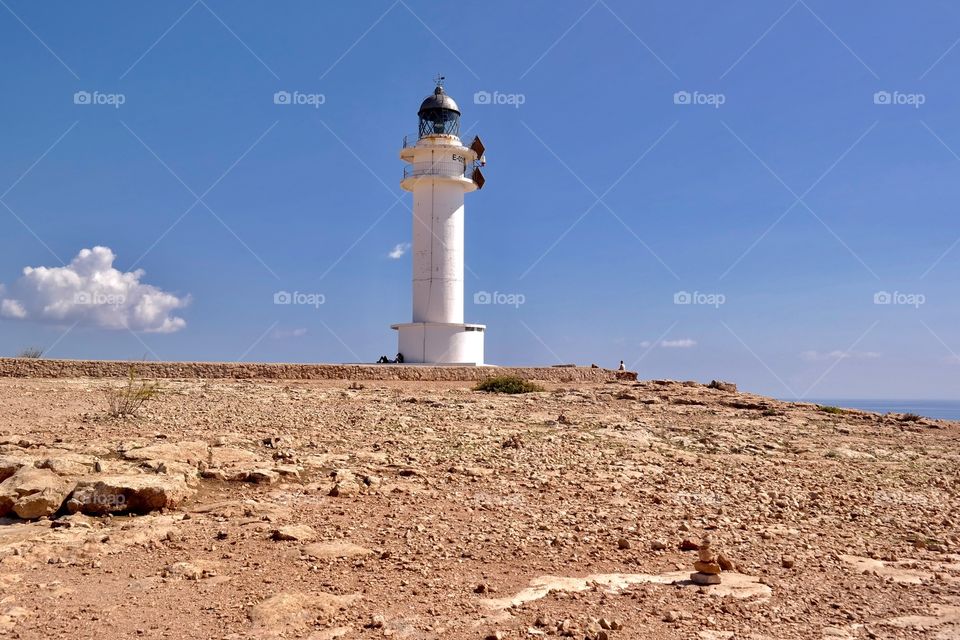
[388,243,411,259]
[0,246,189,333]
[1,299,26,319]
[661,339,697,348]
[801,350,880,362]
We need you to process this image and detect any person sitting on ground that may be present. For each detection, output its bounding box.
[618,360,625,371]
[377,355,389,364]
[395,353,404,364]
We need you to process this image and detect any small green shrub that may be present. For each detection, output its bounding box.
[818,405,846,415]
[16,347,44,359]
[105,368,161,418]
[473,375,544,394]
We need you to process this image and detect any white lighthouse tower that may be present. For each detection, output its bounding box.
[391,79,487,365]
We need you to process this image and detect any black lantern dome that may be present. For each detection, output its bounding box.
[418,84,460,138]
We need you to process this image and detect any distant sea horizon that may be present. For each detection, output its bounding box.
[787,399,960,421]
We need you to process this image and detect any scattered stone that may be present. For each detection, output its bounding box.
[271,525,317,542]
[691,572,722,585]
[272,464,301,479]
[694,560,722,574]
[365,614,385,629]
[262,436,284,449]
[680,538,700,551]
[782,555,796,569]
[164,561,206,580]
[201,469,228,481]
[650,539,668,551]
[328,469,362,496]
[51,513,94,529]
[329,479,360,497]
[598,618,622,630]
[717,552,735,571]
[664,610,682,622]
[501,434,524,449]
[708,380,737,392]
[617,537,631,550]
[246,469,280,484]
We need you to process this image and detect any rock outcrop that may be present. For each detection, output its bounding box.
[66,475,194,514]
[0,467,74,519]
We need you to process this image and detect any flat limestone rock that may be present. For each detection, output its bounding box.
[164,560,219,580]
[691,571,722,585]
[124,441,210,467]
[0,456,28,482]
[67,474,195,514]
[303,541,374,559]
[209,446,264,469]
[840,555,930,584]
[271,525,317,542]
[882,605,960,630]
[37,453,98,476]
[481,570,770,610]
[189,499,291,521]
[249,592,360,637]
[0,467,74,519]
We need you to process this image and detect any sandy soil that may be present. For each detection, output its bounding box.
[0,376,958,639]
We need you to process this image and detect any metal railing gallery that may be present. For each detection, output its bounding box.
[403,161,468,180]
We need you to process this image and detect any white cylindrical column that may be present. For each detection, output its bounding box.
[411,179,465,324]
[391,82,486,365]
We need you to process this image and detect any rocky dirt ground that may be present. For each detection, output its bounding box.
[0,376,958,639]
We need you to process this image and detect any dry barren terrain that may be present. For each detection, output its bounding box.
[1,375,958,639]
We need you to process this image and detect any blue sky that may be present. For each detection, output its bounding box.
[0,0,958,399]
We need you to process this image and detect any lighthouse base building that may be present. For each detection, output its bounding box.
[391,321,486,365]
[391,81,487,365]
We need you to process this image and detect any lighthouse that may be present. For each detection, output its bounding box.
[391,79,487,365]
